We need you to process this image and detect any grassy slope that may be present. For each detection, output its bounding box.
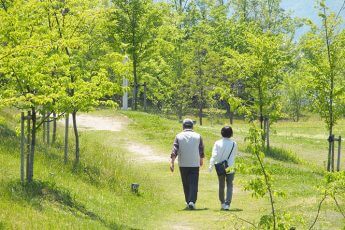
[0,109,168,229]
[0,109,344,229]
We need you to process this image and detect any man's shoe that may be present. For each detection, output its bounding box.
[221,203,226,210]
[224,204,230,210]
[188,202,195,210]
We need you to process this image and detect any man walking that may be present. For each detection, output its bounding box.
[170,119,205,210]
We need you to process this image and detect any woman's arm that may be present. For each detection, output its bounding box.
[209,142,219,171]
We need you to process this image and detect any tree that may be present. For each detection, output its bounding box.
[282,61,309,122]
[0,0,61,182]
[224,30,290,148]
[182,0,223,125]
[0,0,122,182]
[152,0,193,119]
[111,0,162,111]
[300,1,345,171]
[44,0,121,164]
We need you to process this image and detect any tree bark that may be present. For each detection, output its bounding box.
[199,103,203,126]
[46,112,50,145]
[52,112,57,144]
[178,105,183,121]
[226,103,234,125]
[20,112,25,184]
[42,116,46,143]
[266,118,270,150]
[64,114,69,164]
[72,111,80,164]
[132,13,138,111]
[199,88,204,126]
[133,64,138,110]
[26,111,31,181]
[28,108,36,183]
[144,82,147,111]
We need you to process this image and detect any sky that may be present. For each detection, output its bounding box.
[281,0,345,24]
[281,0,345,38]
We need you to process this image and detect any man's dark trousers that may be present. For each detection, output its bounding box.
[179,167,199,203]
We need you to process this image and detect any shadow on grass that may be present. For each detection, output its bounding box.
[227,208,243,212]
[0,123,17,138]
[0,123,19,152]
[179,208,209,211]
[71,162,102,187]
[0,221,6,230]
[6,180,133,229]
[246,145,302,164]
[264,147,301,164]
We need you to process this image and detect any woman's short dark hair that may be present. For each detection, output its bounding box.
[221,126,233,138]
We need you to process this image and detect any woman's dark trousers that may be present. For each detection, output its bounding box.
[218,173,235,205]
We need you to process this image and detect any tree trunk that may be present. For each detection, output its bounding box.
[260,114,265,147]
[20,112,25,184]
[42,116,46,143]
[226,103,234,125]
[28,108,36,183]
[322,5,335,172]
[331,135,335,172]
[64,114,69,164]
[72,111,80,164]
[266,118,270,150]
[52,112,57,144]
[328,136,333,172]
[199,104,203,126]
[178,105,183,121]
[144,82,147,111]
[26,111,31,181]
[199,88,203,126]
[132,35,138,110]
[46,112,50,145]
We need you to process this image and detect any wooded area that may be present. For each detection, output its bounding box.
[1,0,345,191]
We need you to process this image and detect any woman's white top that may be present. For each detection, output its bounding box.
[209,138,237,170]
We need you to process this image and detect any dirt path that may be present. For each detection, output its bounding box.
[74,113,167,163]
[70,114,126,131]
[74,113,252,229]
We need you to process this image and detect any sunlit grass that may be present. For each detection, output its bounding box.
[1,109,344,229]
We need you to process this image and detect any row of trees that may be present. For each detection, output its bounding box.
[1,0,345,180]
[0,0,125,181]
[113,0,345,168]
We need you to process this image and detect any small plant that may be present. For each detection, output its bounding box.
[309,171,345,229]
[244,124,298,229]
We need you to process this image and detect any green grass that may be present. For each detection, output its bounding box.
[0,109,171,229]
[1,109,345,229]
[121,110,345,229]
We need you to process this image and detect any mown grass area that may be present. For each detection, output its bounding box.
[1,109,345,229]
[157,112,345,168]
[121,111,345,229]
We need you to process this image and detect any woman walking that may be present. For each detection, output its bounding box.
[209,126,238,210]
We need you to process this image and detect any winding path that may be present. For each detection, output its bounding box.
[74,113,168,163]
